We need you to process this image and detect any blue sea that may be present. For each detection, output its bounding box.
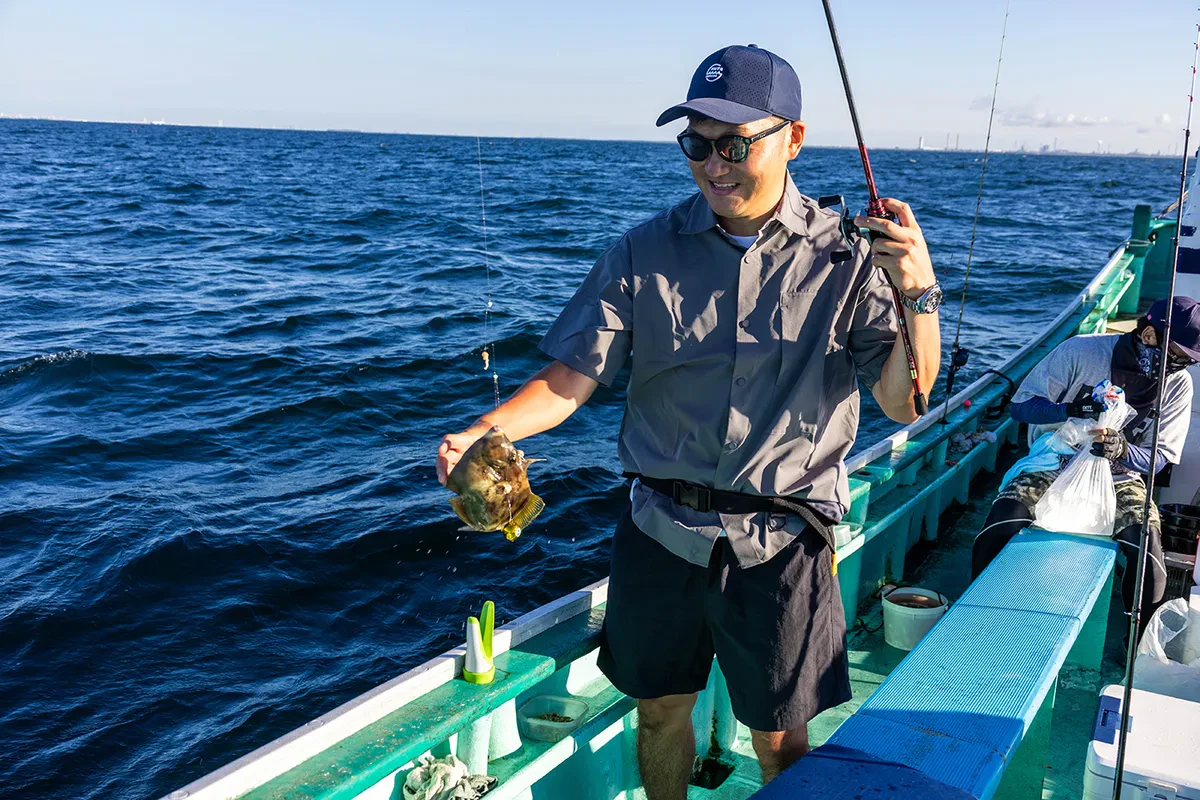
[0,118,1179,799]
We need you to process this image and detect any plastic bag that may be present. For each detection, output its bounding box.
[1000,422,1084,488]
[1033,381,1134,536]
[1133,597,1200,702]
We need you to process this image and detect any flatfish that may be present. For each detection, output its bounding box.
[446,426,544,541]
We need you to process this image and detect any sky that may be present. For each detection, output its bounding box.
[1,0,1198,152]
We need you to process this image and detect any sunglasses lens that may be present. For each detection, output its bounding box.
[716,136,749,163]
[678,134,711,162]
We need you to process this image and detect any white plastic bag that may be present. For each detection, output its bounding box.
[1033,381,1134,537]
[1133,597,1200,702]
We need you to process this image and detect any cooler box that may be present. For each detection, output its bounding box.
[1084,684,1200,799]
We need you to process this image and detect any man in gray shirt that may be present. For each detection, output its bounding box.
[436,45,942,795]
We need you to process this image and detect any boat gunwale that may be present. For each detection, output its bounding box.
[166,580,609,799]
[845,244,1127,474]
[167,240,1135,800]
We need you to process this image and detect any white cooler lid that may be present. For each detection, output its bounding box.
[1086,684,1200,798]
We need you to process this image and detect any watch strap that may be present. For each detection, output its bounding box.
[898,282,941,314]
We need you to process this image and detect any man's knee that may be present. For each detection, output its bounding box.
[751,727,810,780]
[637,694,697,732]
[972,498,1034,578]
[750,726,808,756]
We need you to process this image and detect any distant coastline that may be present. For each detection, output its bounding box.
[0,114,1179,158]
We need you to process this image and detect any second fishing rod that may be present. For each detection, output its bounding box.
[820,0,932,416]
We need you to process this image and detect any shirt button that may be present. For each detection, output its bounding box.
[739,319,751,330]
[768,514,785,531]
[723,441,737,453]
[735,376,747,386]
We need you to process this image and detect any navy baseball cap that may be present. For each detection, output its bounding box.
[1147,296,1200,359]
[656,44,803,127]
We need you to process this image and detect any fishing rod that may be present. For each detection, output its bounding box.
[1110,21,1200,800]
[820,0,927,416]
[941,0,1011,424]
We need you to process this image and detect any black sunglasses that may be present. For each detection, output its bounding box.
[676,119,792,164]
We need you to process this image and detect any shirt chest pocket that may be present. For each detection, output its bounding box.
[781,288,841,356]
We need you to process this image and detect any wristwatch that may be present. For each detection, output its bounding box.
[897,282,943,315]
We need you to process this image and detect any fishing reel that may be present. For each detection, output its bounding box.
[817,195,860,264]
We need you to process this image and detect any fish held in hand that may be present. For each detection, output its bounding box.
[446,426,545,541]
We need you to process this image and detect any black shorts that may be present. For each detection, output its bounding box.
[597,507,852,732]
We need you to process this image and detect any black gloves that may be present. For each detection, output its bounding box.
[1065,385,1103,420]
[1090,429,1129,462]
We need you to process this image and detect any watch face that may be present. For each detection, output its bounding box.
[922,284,944,313]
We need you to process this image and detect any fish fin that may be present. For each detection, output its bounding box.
[449,497,477,530]
[501,493,545,541]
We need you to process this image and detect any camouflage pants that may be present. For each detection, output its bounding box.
[982,469,1168,624]
[996,470,1161,533]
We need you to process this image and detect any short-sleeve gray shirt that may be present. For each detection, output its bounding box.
[539,174,899,567]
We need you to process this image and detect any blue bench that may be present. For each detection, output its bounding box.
[753,531,1117,800]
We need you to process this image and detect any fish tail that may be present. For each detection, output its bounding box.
[501,494,545,542]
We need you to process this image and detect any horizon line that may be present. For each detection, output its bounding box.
[0,115,1179,158]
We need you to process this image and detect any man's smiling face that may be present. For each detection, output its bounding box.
[685,115,805,234]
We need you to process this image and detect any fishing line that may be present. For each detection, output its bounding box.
[476,136,501,409]
[1111,21,1200,798]
[941,0,1011,424]
[474,137,516,527]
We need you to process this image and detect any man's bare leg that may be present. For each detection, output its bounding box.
[636,694,697,800]
[751,726,810,784]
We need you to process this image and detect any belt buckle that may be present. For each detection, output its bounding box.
[672,481,712,513]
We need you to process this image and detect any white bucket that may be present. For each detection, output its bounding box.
[882,587,949,651]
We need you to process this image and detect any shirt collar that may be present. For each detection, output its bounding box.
[678,172,809,238]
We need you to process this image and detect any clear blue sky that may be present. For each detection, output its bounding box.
[1,0,1197,152]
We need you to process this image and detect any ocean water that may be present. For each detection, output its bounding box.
[0,119,1179,799]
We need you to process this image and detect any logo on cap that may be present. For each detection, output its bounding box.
[705,63,723,82]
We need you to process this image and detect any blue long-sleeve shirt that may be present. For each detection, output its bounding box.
[1010,396,1068,425]
[1009,397,1166,474]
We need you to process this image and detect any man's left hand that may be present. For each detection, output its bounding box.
[854,198,937,297]
[1090,428,1128,462]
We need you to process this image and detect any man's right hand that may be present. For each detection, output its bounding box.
[1065,385,1102,420]
[434,361,601,486]
[436,428,489,486]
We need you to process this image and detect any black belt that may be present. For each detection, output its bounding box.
[626,473,837,551]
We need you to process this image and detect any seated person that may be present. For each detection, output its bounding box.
[972,297,1200,635]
